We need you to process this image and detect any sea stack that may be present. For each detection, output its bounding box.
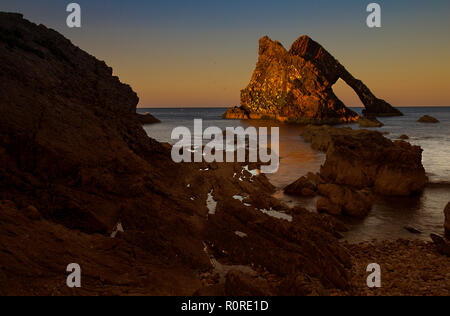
[223,36,402,124]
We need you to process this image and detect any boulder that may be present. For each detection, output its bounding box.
[315,128,428,196]
[222,106,250,119]
[358,117,384,128]
[301,125,354,151]
[418,115,439,123]
[404,226,422,235]
[22,205,41,221]
[317,184,373,218]
[399,134,409,140]
[224,35,402,124]
[430,234,450,257]
[298,126,427,207]
[284,172,321,196]
[317,197,342,216]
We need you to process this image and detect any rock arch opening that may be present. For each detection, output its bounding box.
[332,78,364,110]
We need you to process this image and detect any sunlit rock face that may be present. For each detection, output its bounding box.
[224,35,402,124]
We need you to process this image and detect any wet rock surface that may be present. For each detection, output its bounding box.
[224,35,401,124]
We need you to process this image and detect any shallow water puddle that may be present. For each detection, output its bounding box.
[206,190,217,215]
[259,208,293,222]
[240,165,260,182]
[111,222,124,238]
[235,231,248,238]
[233,195,252,207]
[242,165,259,177]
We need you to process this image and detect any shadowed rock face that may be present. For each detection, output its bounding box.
[224,36,402,123]
[0,13,354,295]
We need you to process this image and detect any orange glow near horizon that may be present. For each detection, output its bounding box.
[5,1,449,108]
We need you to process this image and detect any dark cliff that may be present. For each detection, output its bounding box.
[0,13,354,295]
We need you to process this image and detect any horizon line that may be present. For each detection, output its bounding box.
[137,105,450,109]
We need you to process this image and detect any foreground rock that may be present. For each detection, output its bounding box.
[224,35,401,124]
[445,203,450,239]
[418,115,439,123]
[0,12,354,295]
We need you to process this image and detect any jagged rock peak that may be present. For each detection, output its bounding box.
[223,35,402,124]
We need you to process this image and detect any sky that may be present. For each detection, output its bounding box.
[2,0,450,108]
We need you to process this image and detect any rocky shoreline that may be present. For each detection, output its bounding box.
[0,13,448,296]
[284,125,428,218]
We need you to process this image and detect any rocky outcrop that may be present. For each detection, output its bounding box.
[0,13,354,295]
[284,172,323,196]
[445,203,450,239]
[224,35,402,123]
[136,112,160,125]
[222,106,250,119]
[303,126,427,196]
[287,125,427,217]
[418,115,439,123]
[358,117,384,128]
[301,125,355,151]
[317,184,373,218]
[319,130,427,196]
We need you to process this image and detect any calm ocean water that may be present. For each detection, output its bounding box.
[138,107,450,242]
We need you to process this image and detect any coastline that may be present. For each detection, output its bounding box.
[1,12,448,297]
[143,107,450,243]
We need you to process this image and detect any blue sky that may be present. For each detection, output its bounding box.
[2,0,449,107]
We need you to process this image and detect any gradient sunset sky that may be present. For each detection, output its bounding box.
[2,0,450,107]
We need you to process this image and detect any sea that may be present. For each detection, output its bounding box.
[138,107,450,243]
